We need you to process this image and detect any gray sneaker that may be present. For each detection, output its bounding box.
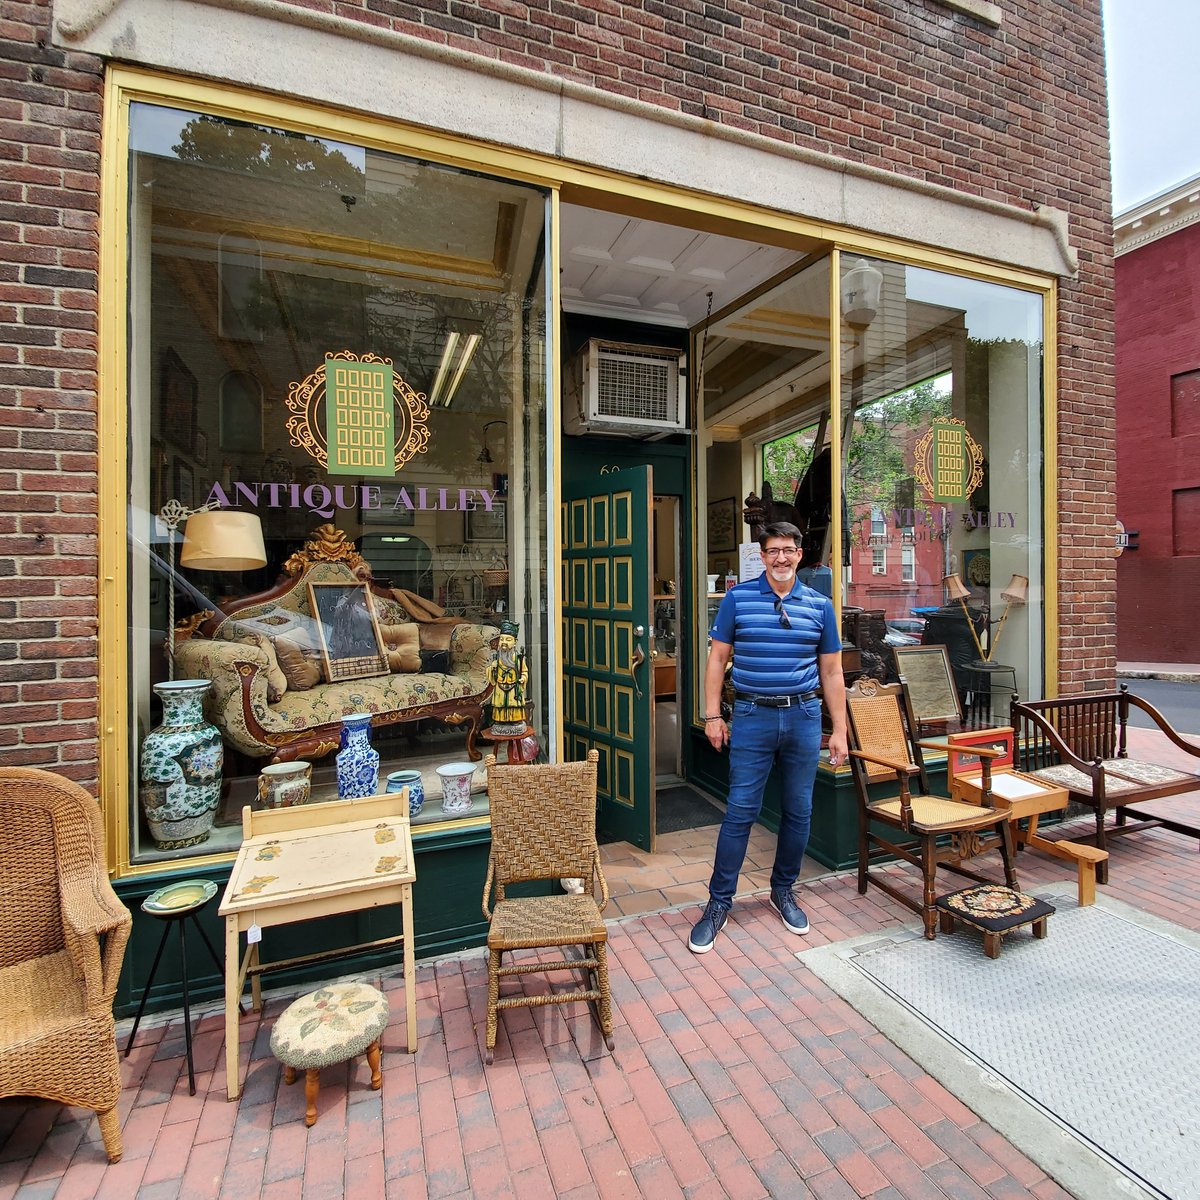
[770,887,810,935]
[688,899,731,953]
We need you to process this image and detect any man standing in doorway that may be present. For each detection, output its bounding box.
[688,521,848,953]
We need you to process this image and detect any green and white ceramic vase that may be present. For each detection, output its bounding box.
[140,679,225,850]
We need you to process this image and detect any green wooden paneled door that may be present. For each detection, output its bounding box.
[562,466,656,850]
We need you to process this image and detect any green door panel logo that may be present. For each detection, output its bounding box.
[286,351,429,477]
[914,417,983,503]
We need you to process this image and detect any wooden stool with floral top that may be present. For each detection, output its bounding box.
[269,981,389,1126]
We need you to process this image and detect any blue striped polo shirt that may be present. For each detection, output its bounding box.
[709,573,841,696]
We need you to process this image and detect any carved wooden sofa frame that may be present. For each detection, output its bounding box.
[176,524,497,765]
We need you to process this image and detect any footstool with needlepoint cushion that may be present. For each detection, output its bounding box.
[936,884,1055,959]
[269,982,389,1126]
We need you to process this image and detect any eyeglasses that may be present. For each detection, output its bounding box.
[774,596,792,629]
[762,547,799,559]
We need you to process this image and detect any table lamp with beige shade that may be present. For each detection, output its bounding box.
[159,499,267,677]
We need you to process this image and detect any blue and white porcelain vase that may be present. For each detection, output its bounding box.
[140,679,224,849]
[336,712,379,799]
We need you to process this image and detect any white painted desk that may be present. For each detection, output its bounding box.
[218,794,417,1101]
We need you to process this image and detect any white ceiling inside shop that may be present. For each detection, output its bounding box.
[559,204,810,329]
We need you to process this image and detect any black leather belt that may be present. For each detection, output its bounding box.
[734,690,821,707]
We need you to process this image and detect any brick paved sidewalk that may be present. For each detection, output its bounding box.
[3,728,1198,1199]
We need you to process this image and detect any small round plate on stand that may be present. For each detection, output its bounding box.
[142,879,218,917]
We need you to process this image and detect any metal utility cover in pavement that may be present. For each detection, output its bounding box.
[801,895,1200,1200]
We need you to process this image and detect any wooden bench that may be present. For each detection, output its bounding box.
[1010,687,1200,884]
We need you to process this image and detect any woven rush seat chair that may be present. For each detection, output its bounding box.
[846,679,1017,939]
[481,749,614,1063]
[0,768,133,1162]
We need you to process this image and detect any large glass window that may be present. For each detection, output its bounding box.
[839,258,1044,713]
[126,103,550,864]
[696,251,1045,725]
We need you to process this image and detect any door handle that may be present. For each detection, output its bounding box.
[631,642,646,699]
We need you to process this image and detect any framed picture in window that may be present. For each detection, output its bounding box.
[707,497,736,552]
[306,581,390,683]
[173,458,194,509]
[161,348,197,452]
[218,371,263,453]
[466,500,506,543]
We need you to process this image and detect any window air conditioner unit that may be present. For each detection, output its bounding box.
[564,339,686,438]
[871,566,887,575]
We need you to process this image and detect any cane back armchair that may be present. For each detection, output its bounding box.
[481,750,614,1063]
[846,679,1017,939]
[0,768,133,1162]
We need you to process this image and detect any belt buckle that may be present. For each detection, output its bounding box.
[780,695,793,708]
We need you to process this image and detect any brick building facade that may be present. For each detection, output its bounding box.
[3,0,1112,936]
[1115,175,1200,663]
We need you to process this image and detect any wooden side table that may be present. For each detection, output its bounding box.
[218,794,417,1101]
[124,878,223,1095]
[952,767,1107,905]
[480,723,539,764]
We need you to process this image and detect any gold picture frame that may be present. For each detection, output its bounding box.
[306,581,390,683]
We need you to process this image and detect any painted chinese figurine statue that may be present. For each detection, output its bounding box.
[487,620,529,736]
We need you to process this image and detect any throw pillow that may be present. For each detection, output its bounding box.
[417,619,466,652]
[221,627,288,702]
[419,649,450,674]
[379,622,421,673]
[274,636,322,691]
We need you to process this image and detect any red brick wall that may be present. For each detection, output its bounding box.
[1,2,104,783]
[1115,221,1200,663]
[0,0,1114,789]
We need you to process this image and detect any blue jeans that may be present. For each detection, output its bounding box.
[708,697,823,907]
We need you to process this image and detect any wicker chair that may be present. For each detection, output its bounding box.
[480,750,614,1063]
[846,679,1017,939]
[0,768,132,1162]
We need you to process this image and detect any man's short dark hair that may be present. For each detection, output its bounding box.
[758,521,803,550]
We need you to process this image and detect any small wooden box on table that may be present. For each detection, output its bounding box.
[218,794,417,1102]
[946,727,1106,906]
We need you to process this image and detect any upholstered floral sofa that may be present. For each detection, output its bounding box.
[175,525,498,764]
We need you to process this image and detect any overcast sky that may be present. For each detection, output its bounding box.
[1104,0,1200,214]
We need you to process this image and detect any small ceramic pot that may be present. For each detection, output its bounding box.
[257,761,311,809]
[435,761,476,815]
[386,769,425,818]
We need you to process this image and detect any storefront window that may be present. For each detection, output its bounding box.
[126,103,550,864]
[697,254,833,714]
[838,258,1044,714]
[696,251,1045,725]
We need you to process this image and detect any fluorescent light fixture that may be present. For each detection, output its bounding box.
[427,330,481,408]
